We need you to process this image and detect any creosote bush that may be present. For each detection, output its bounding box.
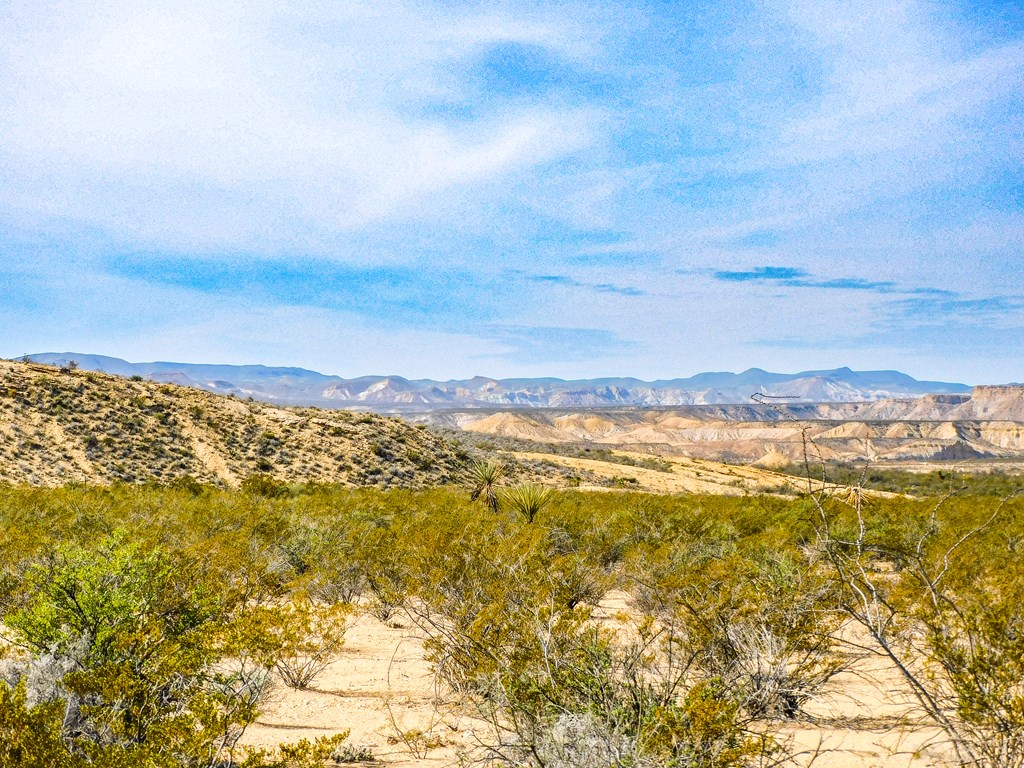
[629,544,843,720]
[0,481,1021,766]
[811,488,1024,768]
[1,534,271,766]
[235,601,351,690]
[0,487,364,767]
[470,613,772,768]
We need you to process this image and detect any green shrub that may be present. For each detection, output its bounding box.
[3,534,269,766]
[241,473,288,498]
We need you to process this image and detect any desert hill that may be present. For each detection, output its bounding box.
[415,394,1024,464]
[0,359,468,487]
[26,353,971,409]
[0,358,885,496]
[9,355,1024,487]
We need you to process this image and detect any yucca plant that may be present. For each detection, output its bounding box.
[503,483,553,524]
[469,460,504,513]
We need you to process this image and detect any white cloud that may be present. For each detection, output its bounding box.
[0,0,1021,381]
[0,0,599,251]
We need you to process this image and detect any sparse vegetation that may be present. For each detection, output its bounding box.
[0,479,1018,766]
[435,426,676,472]
[0,359,469,488]
[2,359,1024,767]
[776,461,1024,496]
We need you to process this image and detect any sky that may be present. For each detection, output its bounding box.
[1,0,1022,383]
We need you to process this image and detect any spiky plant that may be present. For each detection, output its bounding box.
[469,460,504,513]
[502,483,553,524]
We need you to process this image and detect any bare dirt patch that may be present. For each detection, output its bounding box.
[241,595,956,768]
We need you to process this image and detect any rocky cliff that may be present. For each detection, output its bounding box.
[413,394,1024,464]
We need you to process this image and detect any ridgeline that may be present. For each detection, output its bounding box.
[0,359,468,487]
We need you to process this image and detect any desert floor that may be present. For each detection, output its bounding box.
[240,591,954,767]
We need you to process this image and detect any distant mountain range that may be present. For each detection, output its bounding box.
[24,353,972,410]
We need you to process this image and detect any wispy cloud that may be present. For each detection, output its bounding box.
[477,324,635,364]
[527,273,645,296]
[714,266,808,282]
[106,255,507,326]
[0,0,1022,381]
[0,1,604,251]
[712,266,897,292]
[891,294,1024,325]
[709,266,1023,324]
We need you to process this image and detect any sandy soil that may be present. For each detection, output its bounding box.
[514,450,897,499]
[239,593,955,767]
[240,610,468,767]
[516,451,783,495]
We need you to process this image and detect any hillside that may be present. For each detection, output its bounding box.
[0,359,468,487]
[415,397,1024,464]
[0,358,871,496]
[8,357,1022,489]
[26,353,971,409]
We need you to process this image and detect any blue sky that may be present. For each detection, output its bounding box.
[1,0,1022,382]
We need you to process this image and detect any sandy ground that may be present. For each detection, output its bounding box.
[239,593,955,767]
[514,450,897,499]
[517,451,784,495]
[240,610,469,767]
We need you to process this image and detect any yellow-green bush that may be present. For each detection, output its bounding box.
[0,481,1021,767]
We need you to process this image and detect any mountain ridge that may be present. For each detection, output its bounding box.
[4,358,1024,486]
[25,353,972,411]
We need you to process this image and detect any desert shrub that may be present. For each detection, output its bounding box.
[777,462,1024,497]
[621,495,843,722]
[539,492,639,571]
[304,533,369,605]
[398,507,610,693]
[393,500,773,766]
[921,585,1024,768]
[358,525,409,622]
[272,519,328,577]
[813,487,1024,767]
[0,680,81,768]
[329,741,375,763]
[0,533,275,766]
[474,616,770,768]
[241,473,289,498]
[642,549,842,719]
[168,474,210,496]
[2,480,1023,766]
[240,733,350,768]
[233,601,351,690]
